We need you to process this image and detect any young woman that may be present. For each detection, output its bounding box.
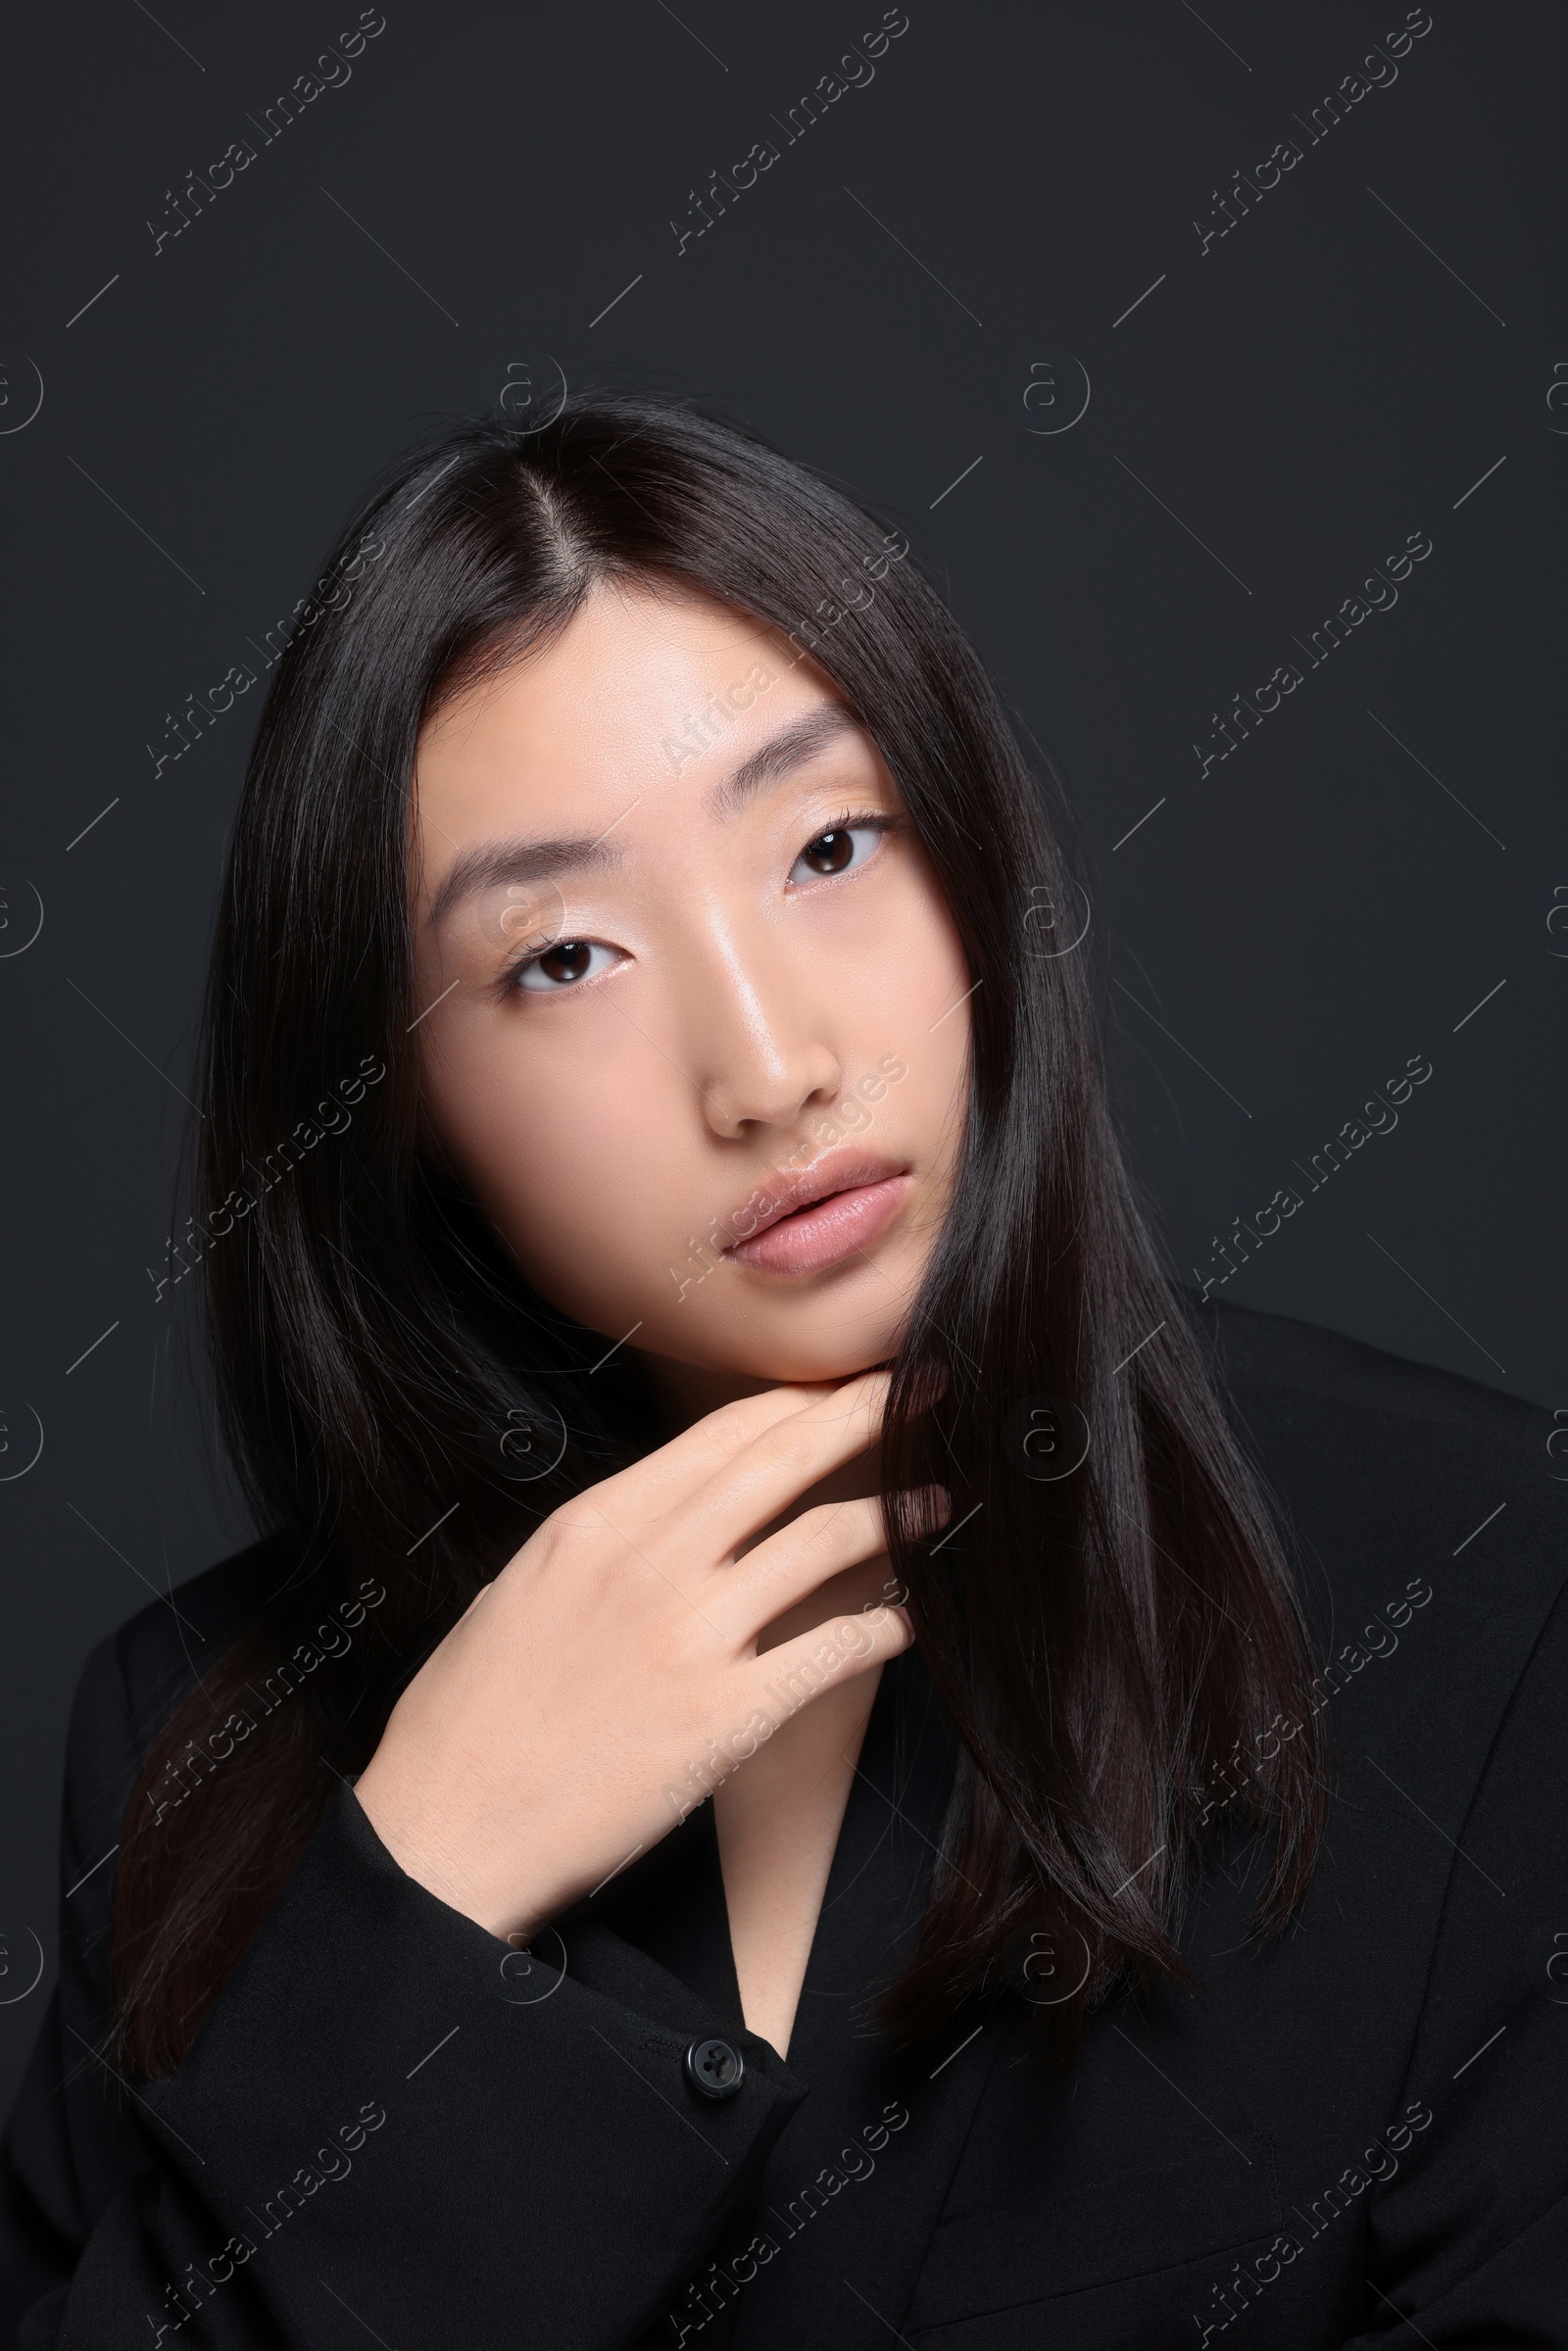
[2,396,1561,2350]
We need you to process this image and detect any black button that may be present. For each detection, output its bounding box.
[684,2036,745,2101]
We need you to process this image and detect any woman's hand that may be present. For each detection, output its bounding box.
[353,1369,921,1941]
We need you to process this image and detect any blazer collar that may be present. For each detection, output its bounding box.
[722,1644,1007,2349]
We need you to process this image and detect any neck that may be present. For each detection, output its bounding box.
[633,1351,785,1441]
[631,1348,885,1530]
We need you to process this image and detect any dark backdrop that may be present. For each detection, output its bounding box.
[1,0,1562,2111]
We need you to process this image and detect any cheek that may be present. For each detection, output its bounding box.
[858,868,972,1118]
[419,1011,680,1324]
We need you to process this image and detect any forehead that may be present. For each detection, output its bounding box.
[412,580,801,838]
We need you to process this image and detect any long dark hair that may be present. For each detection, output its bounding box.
[112,391,1328,2082]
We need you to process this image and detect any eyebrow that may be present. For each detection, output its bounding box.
[706,702,859,818]
[424,701,862,931]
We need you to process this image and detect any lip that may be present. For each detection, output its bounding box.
[721,1148,914,1276]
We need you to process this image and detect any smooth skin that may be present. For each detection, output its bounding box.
[356,578,971,2056]
[355,1372,913,1939]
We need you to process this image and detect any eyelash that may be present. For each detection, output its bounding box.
[790,806,901,883]
[501,807,901,997]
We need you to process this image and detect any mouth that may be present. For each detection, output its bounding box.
[720,1148,914,1277]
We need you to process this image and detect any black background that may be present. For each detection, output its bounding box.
[0,0,1561,2110]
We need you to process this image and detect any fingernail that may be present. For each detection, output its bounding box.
[894,1605,915,1640]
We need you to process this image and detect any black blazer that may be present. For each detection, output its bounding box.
[3,1301,1565,2349]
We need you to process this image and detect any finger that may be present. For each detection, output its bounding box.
[708,1495,891,1641]
[596,1379,848,1516]
[676,1370,894,1563]
[741,1596,913,1725]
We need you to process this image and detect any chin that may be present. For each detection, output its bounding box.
[670,1265,920,1387]
[714,1322,902,1387]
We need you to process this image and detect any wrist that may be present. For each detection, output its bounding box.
[352,1769,558,1944]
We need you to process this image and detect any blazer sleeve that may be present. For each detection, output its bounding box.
[1341,1577,1568,2344]
[0,1630,808,2350]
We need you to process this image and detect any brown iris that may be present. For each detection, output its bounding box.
[535,940,593,984]
[800,828,856,876]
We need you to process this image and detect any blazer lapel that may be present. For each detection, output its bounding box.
[730,1646,1007,2349]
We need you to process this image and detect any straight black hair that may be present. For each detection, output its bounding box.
[113,391,1328,2082]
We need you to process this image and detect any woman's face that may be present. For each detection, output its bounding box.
[407,579,971,1396]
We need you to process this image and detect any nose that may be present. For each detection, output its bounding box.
[680,918,844,1142]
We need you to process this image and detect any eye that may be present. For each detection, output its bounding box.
[508,937,621,994]
[788,810,898,887]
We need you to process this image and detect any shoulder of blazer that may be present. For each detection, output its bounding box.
[50,1534,301,1957]
[1189,1291,1544,1454]
[104,1526,302,1761]
[1184,1293,1566,1733]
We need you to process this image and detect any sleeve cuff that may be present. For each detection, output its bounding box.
[139,1785,807,2344]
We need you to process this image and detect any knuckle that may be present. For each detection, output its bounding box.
[751,1418,812,1477]
[794,1499,854,1548]
[539,1497,591,1548]
[531,1511,593,1580]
